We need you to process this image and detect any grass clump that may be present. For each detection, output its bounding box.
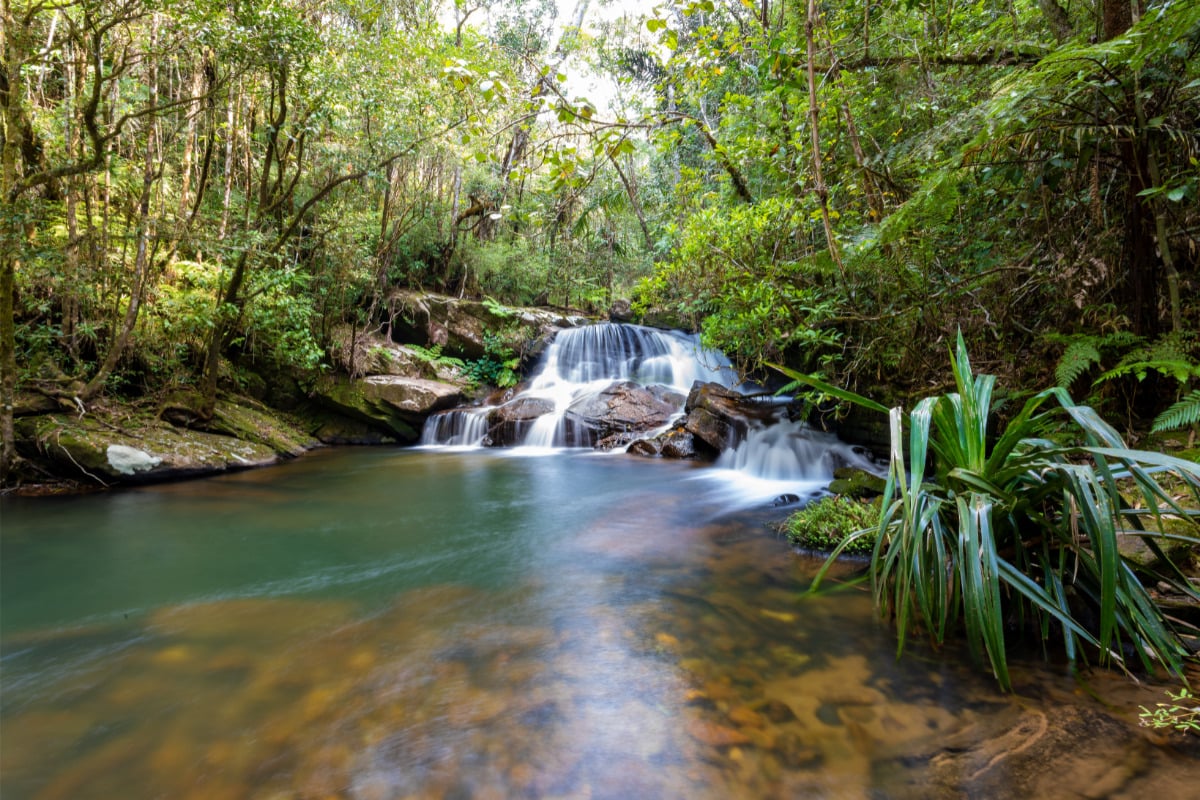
[785,495,879,555]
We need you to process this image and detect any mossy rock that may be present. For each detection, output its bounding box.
[207,401,318,457]
[311,374,466,442]
[827,467,887,499]
[15,412,281,486]
[784,495,880,555]
[1117,531,1198,571]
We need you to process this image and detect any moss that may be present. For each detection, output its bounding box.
[784,495,880,555]
[827,467,887,499]
[209,401,316,457]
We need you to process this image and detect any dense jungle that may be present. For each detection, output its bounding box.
[4,0,1198,479]
[4,3,1200,797]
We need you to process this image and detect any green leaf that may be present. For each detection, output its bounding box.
[764,362,890,413]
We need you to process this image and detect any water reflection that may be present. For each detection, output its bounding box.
[2,449,1198,799]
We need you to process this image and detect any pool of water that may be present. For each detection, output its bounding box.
[2,448,1197,799]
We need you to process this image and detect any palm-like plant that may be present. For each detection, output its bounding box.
[785,334,1200,690]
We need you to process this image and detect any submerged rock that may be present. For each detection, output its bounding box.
[629,427,698,459]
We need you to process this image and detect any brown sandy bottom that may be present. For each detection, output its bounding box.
[3,511,1198,800]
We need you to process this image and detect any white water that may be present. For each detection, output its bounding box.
[420,322,881,504]
[422,323,736,449]
[702,416,882,508]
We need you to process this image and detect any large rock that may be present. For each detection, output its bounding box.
[385,290,588,360]
[683,381,777,453]
[485,396,556,446]
[629,426,698,459]
[312,375,464,442]
[329,325,465,383]
[15,411,290,486]
[564,381,684,444]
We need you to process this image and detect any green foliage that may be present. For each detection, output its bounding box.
[1139,688,1200,735]
[1096,332,1200,386]
[812,333,1200,691]
[407,344,466,371]
[636,198,841,371]
[462,332,520,389]
[1152,390,1200,434]
[785,496,879,555]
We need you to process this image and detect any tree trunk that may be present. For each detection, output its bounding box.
[805,0,847,286]
[1,2,27,482]
[1038,0,1074,42]
[81,14,161,399]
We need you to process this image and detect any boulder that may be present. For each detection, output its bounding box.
[564,381,684,443]
[609,298,634,322]
[329,324,465,383]
[312,375,464,442]
[629,427,699,459]
[202,400,318,457]
[485,396,556,446]
[15,412,286,486]
[638,308,693,332]
[827,466,887,498]
[683,381,777,453]
[385,289,588,360]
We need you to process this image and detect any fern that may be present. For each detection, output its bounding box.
[1152,390,1200,433]
[1056,341,1103,388]
[408,343,465,369]
[1099,359,1200,384]
[1049,331,1143,390]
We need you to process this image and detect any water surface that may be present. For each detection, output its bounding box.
[2,448,1197,799]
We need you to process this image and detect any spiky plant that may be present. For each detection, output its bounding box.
[785,334,1200,690]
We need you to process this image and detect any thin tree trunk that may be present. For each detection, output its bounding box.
[1,1,26,481]
[219,81,237,245]
[81,14,161,399]
[178,62,203,220]
[805,0,847,286]
[606,148,652,248]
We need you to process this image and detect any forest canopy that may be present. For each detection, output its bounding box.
[3,0,1199,478]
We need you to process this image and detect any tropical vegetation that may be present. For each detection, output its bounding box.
[803,334,1200,690]
[6,0,1199,483]
[2,0,1198,687]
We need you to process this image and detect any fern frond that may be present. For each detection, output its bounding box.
[1056,341,1102,388]
[1152,390,1200,433]
[1099,359,1200,384]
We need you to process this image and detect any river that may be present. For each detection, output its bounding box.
[2,446,1197,799]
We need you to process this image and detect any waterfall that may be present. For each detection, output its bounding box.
[421,323,736,450]
[420,321,881,506]
[705,416,882,506]
[418,408,490,448]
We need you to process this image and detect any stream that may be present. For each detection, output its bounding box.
[3,447,1198,799]
[3,323,1198,798]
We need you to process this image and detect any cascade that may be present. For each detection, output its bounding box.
[707,415,882,505]
[418,408,490,448]
[421,323,736,449]
[421,321,881,502]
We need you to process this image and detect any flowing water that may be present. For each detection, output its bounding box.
[420,323,738,449]
[4,325,1198,797]
[2,448,1198,799]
